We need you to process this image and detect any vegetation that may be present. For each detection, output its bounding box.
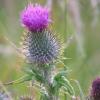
[0,0,100,100]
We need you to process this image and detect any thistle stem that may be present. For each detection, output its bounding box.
[40,64,59,100]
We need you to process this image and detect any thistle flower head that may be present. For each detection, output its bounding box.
[20,3,51,32]
[91,77,100,100]
[20,3,63,64]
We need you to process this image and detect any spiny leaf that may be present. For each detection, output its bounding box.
[61,76,75,96]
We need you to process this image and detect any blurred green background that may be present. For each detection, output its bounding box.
[0,0,100,99]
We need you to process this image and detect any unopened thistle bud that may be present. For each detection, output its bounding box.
[20,3,63,64]
[90,77,100,100]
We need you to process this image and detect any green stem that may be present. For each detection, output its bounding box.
[64,93,67,100]
[40,64,59,100]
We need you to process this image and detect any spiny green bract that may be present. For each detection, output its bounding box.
[21,29,64,64]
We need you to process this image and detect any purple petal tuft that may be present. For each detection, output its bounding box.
[20,3,51,32]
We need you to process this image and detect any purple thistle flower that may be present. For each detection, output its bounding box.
[20,3,51,32]
[91,77,100,100]
[20,3,63,64]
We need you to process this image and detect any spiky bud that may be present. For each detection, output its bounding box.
[21,29,62,64]
[20,3,63,64]
[90,77,100,100]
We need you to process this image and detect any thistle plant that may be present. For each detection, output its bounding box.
[4,3,76,100]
